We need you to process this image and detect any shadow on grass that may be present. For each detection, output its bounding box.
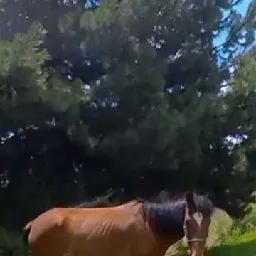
[208,240,256,256]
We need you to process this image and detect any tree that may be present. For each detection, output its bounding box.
[0,23,87,229]
[1,0,256,229]
[76,0,256,216]
[0,0,89,78]
[0,22,86,135]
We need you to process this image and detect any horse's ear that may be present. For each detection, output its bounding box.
[185,191,196,214]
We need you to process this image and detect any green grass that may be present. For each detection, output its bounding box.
[208,241,256,255]
[208,227,256,255]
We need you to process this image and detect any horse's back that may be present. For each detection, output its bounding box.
[27,204,153,256]
[62,205,149,256]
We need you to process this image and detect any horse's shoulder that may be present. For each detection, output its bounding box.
[26,208,67,244]
[37,208,68,228]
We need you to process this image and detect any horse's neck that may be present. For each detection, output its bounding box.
[146,232,184,256]
[121,201,183,256]
[143,213,184,255]
[138,226,183,256]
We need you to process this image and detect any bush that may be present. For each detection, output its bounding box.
[208,204,256,255]
[0,227,27,256]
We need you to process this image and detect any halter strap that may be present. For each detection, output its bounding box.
[187,238,206,243]
[183,225,206,243]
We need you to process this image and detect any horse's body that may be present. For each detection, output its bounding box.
[24,192,214,256]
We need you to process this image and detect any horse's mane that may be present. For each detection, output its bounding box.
[142,191,214,235]
[72,189,118,208]
[72,189,145,209]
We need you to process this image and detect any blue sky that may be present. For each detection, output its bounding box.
[214,0,250,47]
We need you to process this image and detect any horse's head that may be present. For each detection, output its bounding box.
[183,191,213,256]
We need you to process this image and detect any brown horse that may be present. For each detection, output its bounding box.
[23,191,214,256]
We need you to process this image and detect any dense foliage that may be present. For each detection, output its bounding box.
[0,0,256,238]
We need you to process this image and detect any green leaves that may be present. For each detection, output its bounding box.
[77,0,256,216]
[0,0,256,224]
[0,23,48,131]
[0,22,86,134]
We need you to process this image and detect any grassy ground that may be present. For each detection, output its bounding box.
[208,228,256,255]
[167,205,256,256]
[209,204,256,255]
